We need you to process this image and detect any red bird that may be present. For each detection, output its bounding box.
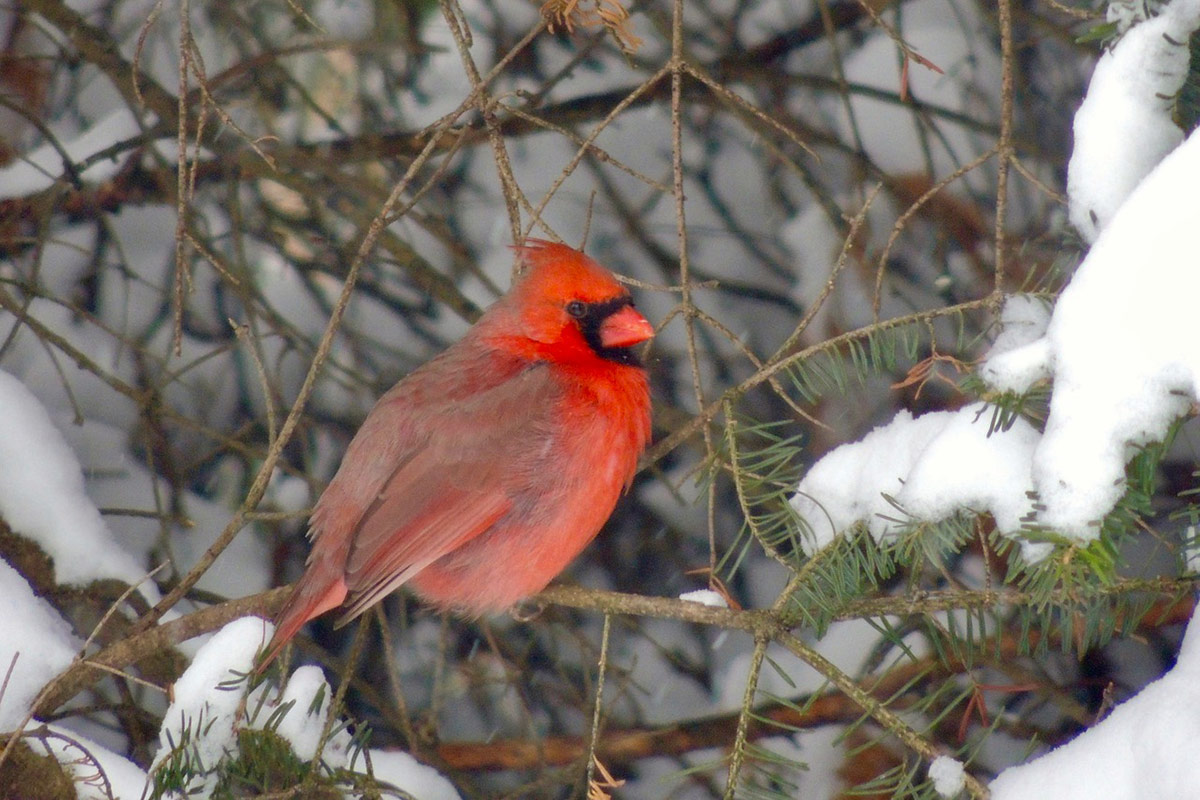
[262,240,653,664]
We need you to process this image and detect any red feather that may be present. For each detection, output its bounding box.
[260,241,652,666]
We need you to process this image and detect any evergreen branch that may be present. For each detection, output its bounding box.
[775,631,990,799]
[723,635,770,798]
[432,590,1194,773]
[641,297,997,470]
[25,572,1193,723]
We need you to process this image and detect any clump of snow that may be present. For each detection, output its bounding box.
[679,589,729,608]
[366,749,463,800]
[929,755,965,797]
[983,338,1053,396]
[987,295,1052,359]
[266,665,342,762]
[1107,0,1169,30]
[0,369,155,593]
[790,403,1041,555]
[1067,0,1200,242]
[990,610,1200,799]
[0,561,81,731]
[984,122,1200,538]
[146,617,460,798]
[35,724,149,800]
[262,668,460,798]
[981,295,1054,391]
[153,618,272,796]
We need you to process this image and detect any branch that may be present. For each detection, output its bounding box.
[434,591,1196,772]
[31,587,289,718]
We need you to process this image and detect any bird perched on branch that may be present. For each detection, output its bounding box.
[261,240,653,665]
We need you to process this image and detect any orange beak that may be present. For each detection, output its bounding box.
[598,304,654,349]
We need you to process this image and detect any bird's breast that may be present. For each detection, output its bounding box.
[407,363,650,613]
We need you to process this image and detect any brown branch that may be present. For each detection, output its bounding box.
[433,592,1196,773]
[436,679,875,772]
[0,0,879,230]
[19,0,179,128]
[31,587,289,718]
[24,574,1193,748]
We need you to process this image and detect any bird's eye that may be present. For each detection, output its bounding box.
[566,301,587,318]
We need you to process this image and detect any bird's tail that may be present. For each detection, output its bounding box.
[257,563,348,670]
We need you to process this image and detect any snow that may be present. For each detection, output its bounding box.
[790,402,1041,555]
[0,612,466,797]
[982,336,1052,394]
[986,295,1052,358]
[929,755,965,797]
[1066,0,1200,243]
[983,123,1200,537]
[365,749,463,800]
[679,589,729,608]
[990,612,1200,799]
[797,132,1200,546]
[1,298,139,432]
[0,369,156,593]
[36,724,148,800]
[1107,0,1171,31]
[0,560,81,731]
[268,665,338,762]
[153,617,271,796]
[146,618,459,798]
[979,295,1055,391]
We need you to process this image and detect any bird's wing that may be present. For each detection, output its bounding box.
[333,363,562,623]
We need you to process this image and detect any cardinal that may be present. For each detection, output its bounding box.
[261,240,653,664]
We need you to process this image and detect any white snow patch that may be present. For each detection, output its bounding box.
[987,294,1052,359]
[37,724,149,800]
[1067,0,1200,242]
[990,610,1200,799]
[929,755,965,797]
[0,369,155,592]
[0,561,81,731]
[790,403,1041,555]
[366,749,463,800]
[984,123,1200,537]
[679,589,729,608]
[268,666,336,762]
[249,654,457,797]
[153,618,272,796]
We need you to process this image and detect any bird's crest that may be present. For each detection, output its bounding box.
[512,239,629,305]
